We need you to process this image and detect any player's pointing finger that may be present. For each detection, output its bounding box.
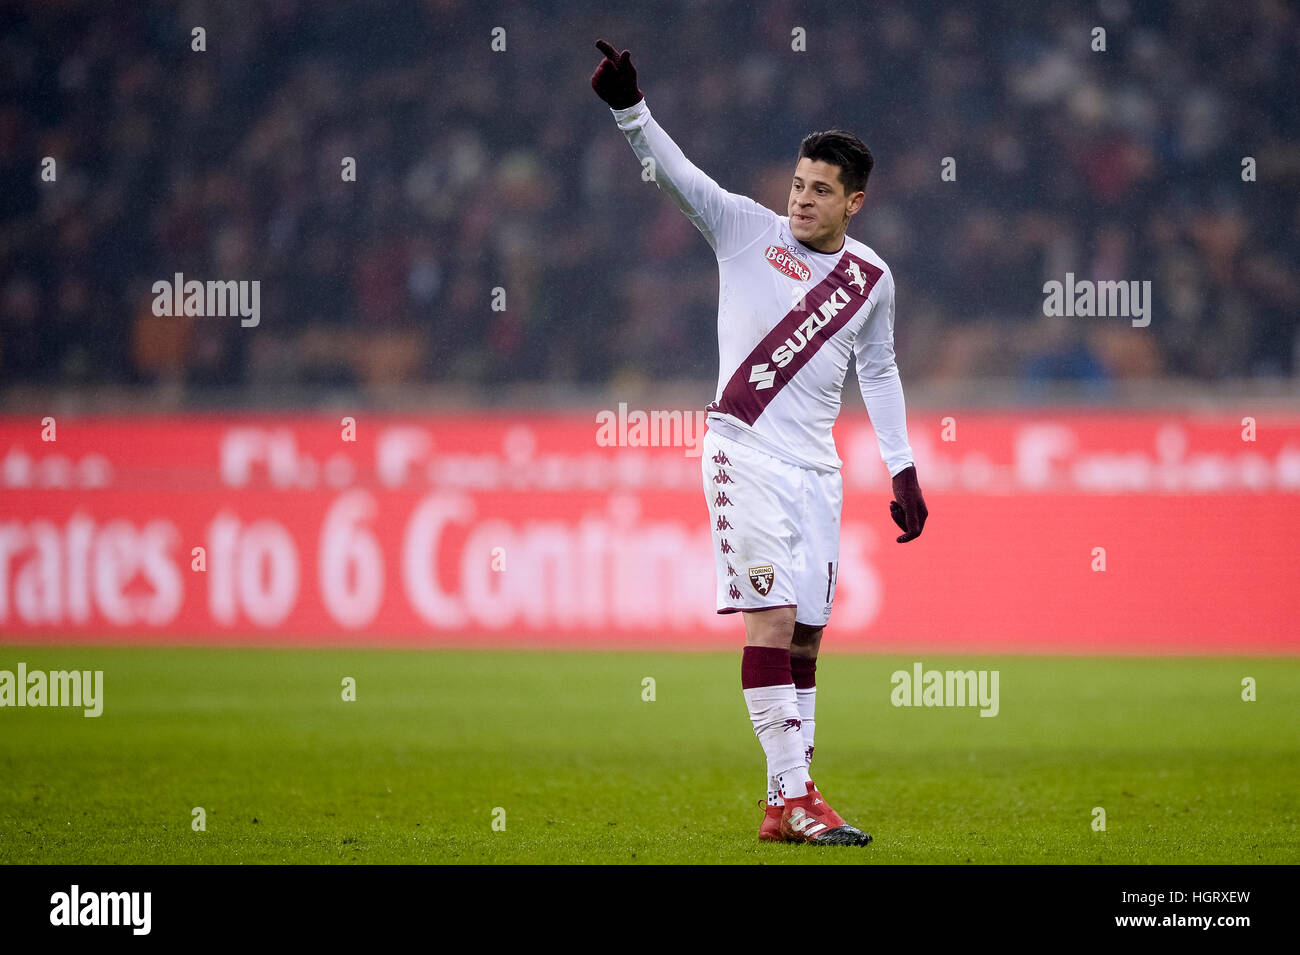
[591,39,642,108]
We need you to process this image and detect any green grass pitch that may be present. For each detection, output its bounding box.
[1,647,1297,864]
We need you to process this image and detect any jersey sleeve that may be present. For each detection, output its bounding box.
[853,268,915,477]
[610,99,773,261]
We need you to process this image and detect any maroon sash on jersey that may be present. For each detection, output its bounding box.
[708,251,883,425]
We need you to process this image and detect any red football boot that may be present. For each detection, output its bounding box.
[810,785,846,828]
[780,781,872,846]
[758,801,786,842]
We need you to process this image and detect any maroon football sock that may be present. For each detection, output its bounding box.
[790,653,816,689]
[741,645,791,688]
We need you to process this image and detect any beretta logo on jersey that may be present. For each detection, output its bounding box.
[748,564,775,596]
[763,245,811,282]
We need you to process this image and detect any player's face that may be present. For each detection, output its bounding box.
[789,158,862,251]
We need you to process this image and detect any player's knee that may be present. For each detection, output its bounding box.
[791,624,823,652]
[744,607,796,646]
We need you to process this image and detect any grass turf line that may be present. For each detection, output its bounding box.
[1,647,1297,864]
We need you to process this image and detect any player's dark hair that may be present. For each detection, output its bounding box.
[797,130,873,197]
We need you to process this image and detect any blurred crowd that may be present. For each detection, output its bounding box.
[1,0,1297,400]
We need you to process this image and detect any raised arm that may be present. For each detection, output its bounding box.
[853,269,928,542]
[591,39,772,260]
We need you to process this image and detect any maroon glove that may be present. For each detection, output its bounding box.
[591,39,643,109]
[889,465,928,543]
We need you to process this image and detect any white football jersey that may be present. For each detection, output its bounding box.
[611,98,914,476]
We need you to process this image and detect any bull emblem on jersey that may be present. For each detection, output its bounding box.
[748,564,775,596]
[844,260,868,295]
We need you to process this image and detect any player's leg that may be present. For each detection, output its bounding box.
[740,606,813,824]
[743,605,797,648]
[791,463,841,775]
[700,428,806,837]
[790,624,822,657]
[790,623,822,769]
[773,465,869,844]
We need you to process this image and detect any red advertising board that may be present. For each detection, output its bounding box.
[1,412,1297,652]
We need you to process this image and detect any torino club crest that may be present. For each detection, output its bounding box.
[748,564,775,596]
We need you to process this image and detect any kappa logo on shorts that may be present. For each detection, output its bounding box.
[748,564,775,596]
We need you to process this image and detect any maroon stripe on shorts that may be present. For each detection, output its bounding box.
[718,603,796,615]
[708,252,882,425]
[741,645,792,689]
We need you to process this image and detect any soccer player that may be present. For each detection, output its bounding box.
[591,40,928,846]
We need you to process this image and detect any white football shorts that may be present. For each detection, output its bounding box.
[701,426,841,627]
